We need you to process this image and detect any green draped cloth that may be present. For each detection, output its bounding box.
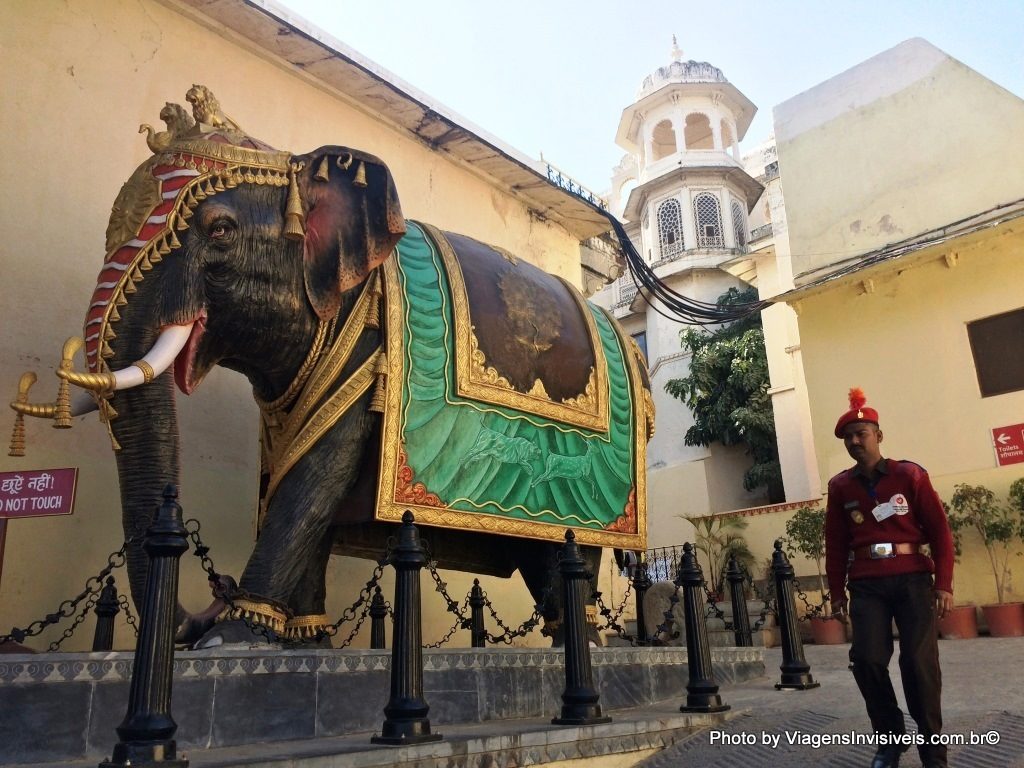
[376,222,647,548]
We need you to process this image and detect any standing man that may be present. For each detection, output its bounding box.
[826,388,954,768]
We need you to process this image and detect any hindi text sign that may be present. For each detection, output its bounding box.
[0,468,78,518]
[992,423,1024,468]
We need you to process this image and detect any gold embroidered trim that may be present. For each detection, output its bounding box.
[284,613,331,640]
[215,598,289,634]
[261,352,380,525]
[255,316,335,415]
[420,222,609,432]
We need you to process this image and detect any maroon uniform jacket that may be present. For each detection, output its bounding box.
[825,458,954,600]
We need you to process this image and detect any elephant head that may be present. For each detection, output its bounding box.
[49,90,405,612]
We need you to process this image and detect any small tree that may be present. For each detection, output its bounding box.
[684,514,755,595]
[665,287,783,502]
[947,482,1024,604]
[784,506,827,602]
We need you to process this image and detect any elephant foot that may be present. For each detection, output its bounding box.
[192,619,280,650]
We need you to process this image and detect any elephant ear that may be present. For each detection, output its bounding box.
[293,146,406,321]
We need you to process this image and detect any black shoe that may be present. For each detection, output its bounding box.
[870,743,908,768]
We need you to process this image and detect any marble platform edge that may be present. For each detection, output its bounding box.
[0,645,764,684]
[22,707,741,768]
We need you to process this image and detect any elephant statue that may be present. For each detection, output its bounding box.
[10,87,652,647]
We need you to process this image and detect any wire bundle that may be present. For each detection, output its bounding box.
[601,209,772,326]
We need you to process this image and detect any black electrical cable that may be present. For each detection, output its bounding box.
[601,211,773,326]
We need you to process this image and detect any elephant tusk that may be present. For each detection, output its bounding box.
[57,322,194,392]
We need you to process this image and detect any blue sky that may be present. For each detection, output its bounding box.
[282,0,1024,194]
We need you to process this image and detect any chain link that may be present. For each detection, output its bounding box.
[117,594,140,637]
[0,539,135,647]
[591,577,635,643]
[184,518,388,647]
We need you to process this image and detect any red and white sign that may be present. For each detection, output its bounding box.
[992,423,1024,467]
[0,468,78,518]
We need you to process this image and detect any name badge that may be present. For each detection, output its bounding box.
[872,502,896,522]
[890,493,910,515]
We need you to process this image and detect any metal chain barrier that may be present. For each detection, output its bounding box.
[117,593,140,636]
[590,576,635,643]
[0,539,135,647]
[184,518,389,647]
[781,541,827,621]
[481,584,547,644]
[47,593,100,651]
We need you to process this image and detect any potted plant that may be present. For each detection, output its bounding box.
[684,514,755,599]
[946,480,1024,637]
[936,500,979,638]
[784,505,847,644]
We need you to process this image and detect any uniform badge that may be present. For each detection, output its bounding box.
[851,510,865,524]
[890,493,910,515]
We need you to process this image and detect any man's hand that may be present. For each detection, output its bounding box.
[934,589,954,618]
[830,598,849,624]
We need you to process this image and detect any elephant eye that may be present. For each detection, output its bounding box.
[207,218,236,246]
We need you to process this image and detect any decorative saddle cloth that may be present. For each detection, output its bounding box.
[374,222,649,549]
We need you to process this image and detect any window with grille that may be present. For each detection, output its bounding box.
[693,193,724,248]
[731,200,746,247]
[967,307,1024,397]
[657,198,684,259]
[616,274,638,306]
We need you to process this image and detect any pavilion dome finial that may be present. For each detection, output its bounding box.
[671,35,683,62]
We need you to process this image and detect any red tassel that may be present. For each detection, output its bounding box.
[848,387,866,410]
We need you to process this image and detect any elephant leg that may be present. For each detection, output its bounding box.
[512,539,603,647]
[197,402,373,647]
[284,528,336,647]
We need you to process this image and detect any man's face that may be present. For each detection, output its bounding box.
[843,421,883,465]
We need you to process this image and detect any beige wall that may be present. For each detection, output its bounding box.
[774,38,1024,282]
[796,229,1024,606]
[0,0,592,650]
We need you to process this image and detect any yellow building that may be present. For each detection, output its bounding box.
[0,0,620,650]
[763,38,1024,607]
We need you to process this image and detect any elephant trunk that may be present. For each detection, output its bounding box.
[109,372,182,612]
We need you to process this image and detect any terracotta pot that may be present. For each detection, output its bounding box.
[937,604,978,639]
[982,602,1024,637]
[808,616,848,644]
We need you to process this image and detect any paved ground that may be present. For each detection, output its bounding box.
[23,636,1022,767]
[640,636,1024,768]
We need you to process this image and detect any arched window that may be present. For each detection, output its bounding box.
[693,193,724,248]
[657,198,684,259]
[731,200,747,247]
[684,113,713,149]
[721,120,735,153]
[651,120,677,161]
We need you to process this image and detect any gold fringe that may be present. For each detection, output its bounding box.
[353,160,367,188]
[364,269,382,329]
[215,598,290,635]
[369,352,387,413]
[284,162,306,241]
[284,613,331,640]
[315,156,330,182]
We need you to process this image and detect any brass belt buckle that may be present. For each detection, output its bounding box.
[869,542,895,559]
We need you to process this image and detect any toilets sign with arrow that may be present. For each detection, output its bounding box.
[992,423,1024,467]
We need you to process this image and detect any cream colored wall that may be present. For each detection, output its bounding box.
[796,228,1024,606]
[774,38,1024,281]
[0,0,587,650]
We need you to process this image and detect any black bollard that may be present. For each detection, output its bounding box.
[552,530,611,725]
[632,560,652,646]
[677,543,730,713]
[369,586,388,650]
[100,485,189,768]
[771,540,819,690]
[725,555,753,647]
[92,576,121,652]
[372,511,442,745]
[469,579,486,648]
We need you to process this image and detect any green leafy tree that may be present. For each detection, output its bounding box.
[665,287,783,502]
[946,482,1024,604]
[784,506,828,601]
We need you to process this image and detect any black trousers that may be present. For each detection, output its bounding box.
[849,572,946,764]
